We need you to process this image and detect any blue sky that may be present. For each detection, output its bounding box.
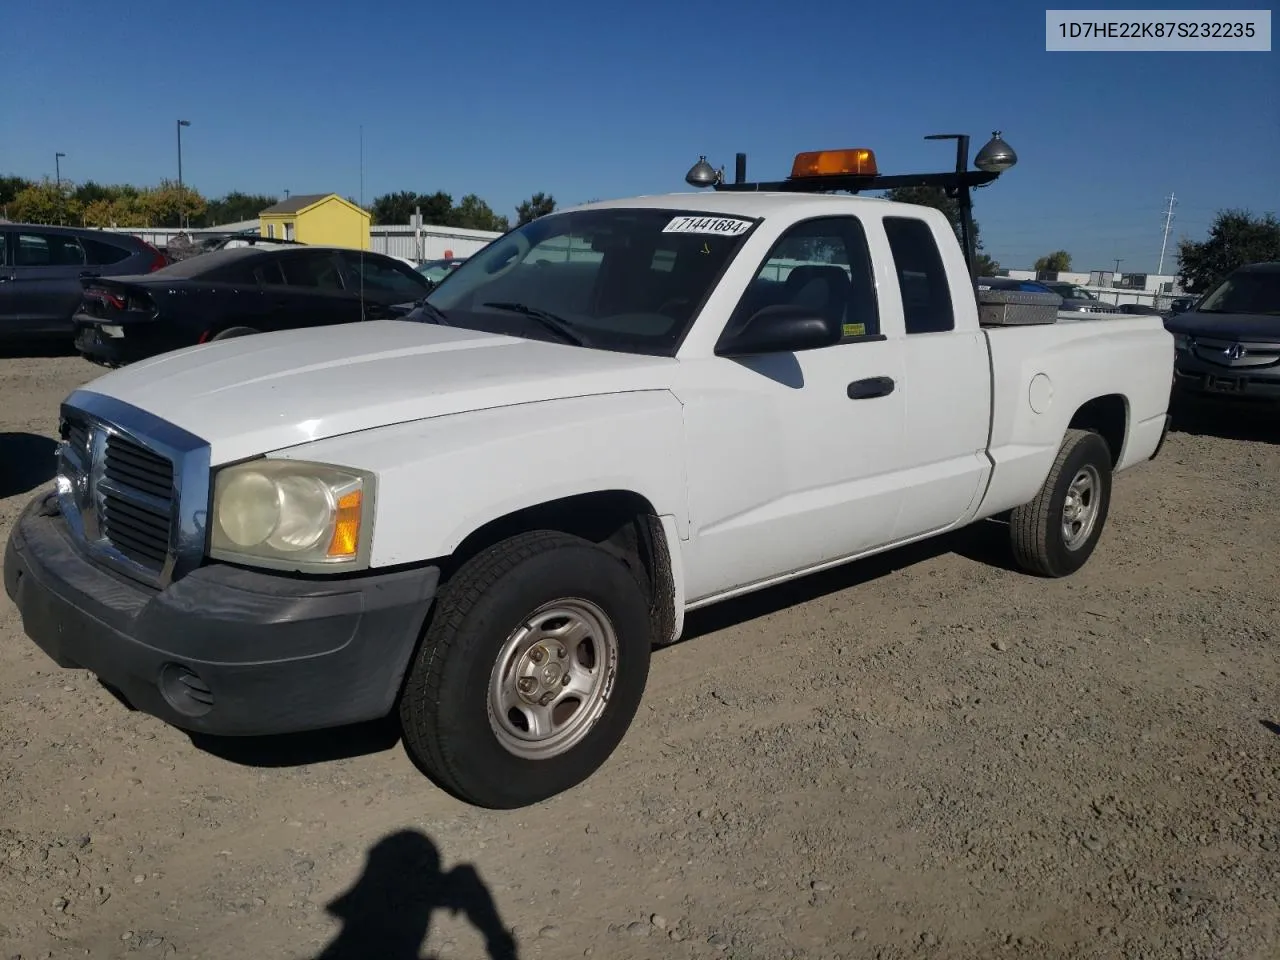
[2,0,1276,273]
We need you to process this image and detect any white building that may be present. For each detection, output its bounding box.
[1006,268,1186,309]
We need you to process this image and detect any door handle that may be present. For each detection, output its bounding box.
[847,376,895,399]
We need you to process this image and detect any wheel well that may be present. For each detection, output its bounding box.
[442,491,678,645]
[1069,394,1127,467]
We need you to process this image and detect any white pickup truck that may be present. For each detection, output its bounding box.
[4,164,1174,809]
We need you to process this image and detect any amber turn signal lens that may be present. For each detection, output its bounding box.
[326,490,363,558]
[790,148,879,178]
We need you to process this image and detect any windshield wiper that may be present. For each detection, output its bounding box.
[413,299,451,326]
[482,301,587,346]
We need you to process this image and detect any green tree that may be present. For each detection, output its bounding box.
[974,253,1002,276]
[883,186,993,269]
[202,192,278,226]
[138,180,207,228]
[1033,250,1072,272]
[2,174,33,209]
[453,193,508,232]
[515,192,556,225]
[1177,209,1280,294]
[370,190,457,226]
[8,179,82,225]
[83,196,150,228]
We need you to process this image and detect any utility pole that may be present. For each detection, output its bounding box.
[55,152,66,224]
[176,119,191,229]
[1157,192,1177,276]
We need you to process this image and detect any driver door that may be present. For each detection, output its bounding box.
[677,216,909,603]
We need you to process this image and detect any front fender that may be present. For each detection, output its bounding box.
[268,390,690,568]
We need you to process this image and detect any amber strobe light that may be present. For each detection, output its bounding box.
[790,148,879,179]
[327,489,364,558]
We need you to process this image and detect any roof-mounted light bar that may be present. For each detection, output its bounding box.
[681,132,1018,283]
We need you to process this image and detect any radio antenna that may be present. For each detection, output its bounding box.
[358,124,365,312]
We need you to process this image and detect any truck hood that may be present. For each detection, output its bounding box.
[77,320,678,464]
[1165,311,1280,342]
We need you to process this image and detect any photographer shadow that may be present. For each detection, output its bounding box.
[314,829,518,960]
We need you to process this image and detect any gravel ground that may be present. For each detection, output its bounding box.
[1,347,1277,960]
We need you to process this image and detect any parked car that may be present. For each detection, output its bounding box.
[0,224,167,340]
[1163,295,1198,318]
[72,245,435,364]
[1115,303,1162,315]
[5,175,1173,810]
[1037,280,1115,314]
[416,257,467,284]
[977,275,1056,293]
[166,231,305,262]
[1167,260,1280,401]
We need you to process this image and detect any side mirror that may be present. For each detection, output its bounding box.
[717,305,842,357]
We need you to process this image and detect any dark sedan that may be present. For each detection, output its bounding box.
[73,245,435,364]
[1,223,167,341]
[1167,261,1280,401]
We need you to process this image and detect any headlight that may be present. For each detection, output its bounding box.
[1172,333,1190,351]
[209,459,375,570]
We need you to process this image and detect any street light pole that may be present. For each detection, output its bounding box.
[176,119,191,229]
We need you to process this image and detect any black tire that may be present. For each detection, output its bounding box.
[398,530,653,809]
[210,326,259,341]
[1010,428,1113,578]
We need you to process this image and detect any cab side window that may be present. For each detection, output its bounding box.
[14,232,86,267]
[883,217,954,334]
[724,216,881,345]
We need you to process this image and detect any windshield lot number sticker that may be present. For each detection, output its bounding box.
[663,216,753,236]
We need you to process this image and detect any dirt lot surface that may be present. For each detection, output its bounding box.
[1,348,1277,960]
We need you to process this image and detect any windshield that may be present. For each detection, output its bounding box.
[1196,269,1280,315]
[1046,282,1097,300]
[417,259,463,283]
[420,207,759,354]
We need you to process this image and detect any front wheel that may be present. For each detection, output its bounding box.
[398,530,652,808]
[1010,428,1114,577]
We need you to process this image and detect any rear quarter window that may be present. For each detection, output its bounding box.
[883,217,955,334]
[81,236,135,266]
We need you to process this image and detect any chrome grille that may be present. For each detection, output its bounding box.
[1191,336,1280,369]
[54,390,210,589]
[99,433,175,571]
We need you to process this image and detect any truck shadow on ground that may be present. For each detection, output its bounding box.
[189,519,1017,770]
[312,829,519,960]
[1169,394,1280,445]
[0,338,78,360]
[1262,720,1280,738]
[0,432,59,499]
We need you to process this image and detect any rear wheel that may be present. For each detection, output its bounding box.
[1010,428,1113,577]
[398,530,652,808]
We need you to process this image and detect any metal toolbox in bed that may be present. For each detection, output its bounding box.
[976,287,1063,326]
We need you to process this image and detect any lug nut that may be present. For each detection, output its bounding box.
[540,692,555,706]
[518,677,536,694]
[530,647,545,663]
[561,673,571,686]
[556,645,567,659]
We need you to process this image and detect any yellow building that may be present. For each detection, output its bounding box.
[258,194,371,250]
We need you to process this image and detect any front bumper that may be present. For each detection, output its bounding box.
[4,492,439,736]
[1173,352,1280,401]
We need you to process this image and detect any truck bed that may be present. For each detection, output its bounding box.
[976,311,1173,519]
